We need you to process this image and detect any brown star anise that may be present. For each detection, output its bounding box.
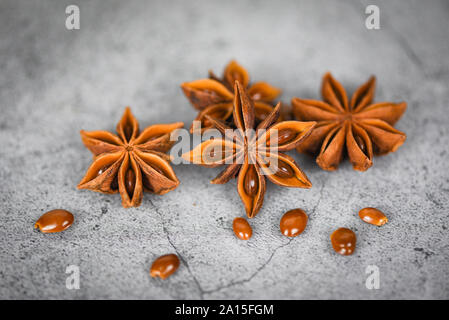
[78,107,183,208]
[180,60,282,132]
[292,73,407,171]
[182,81,316,218]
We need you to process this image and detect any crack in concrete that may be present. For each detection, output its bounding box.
[148,199,206,299]
[201,179,328,296]
[202,238,295,296]
[147,176,328,297]
[310,176,328,216]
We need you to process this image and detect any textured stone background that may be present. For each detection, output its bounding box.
[0,0,448,300]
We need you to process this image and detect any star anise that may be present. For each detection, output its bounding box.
[292,73,407,171]
[78,107,183,208]
[182,81,316,218]
[181,60,282,132]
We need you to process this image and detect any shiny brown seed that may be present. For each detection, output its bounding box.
[268,128,295,146]
[110,177,119,190]
[358,207,388,226]
[150,254,180,280]
[233,217,252,240]
[34,209,74,233]
[244,166,258,196]
[355,135,366,153]
[125,169,135,196]
[275,160,294,178]
[97,165,109,177]
[151,165,163,175]
[280,209,308,237]
[330,228,356,256]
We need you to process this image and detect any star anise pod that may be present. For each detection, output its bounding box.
[182,81,316,218]
[292,73,407,171]
[181,60,282,132]
[78,107,183,208]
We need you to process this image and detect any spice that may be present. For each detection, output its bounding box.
[359,207,388,226]
[34,209,74,233]
[181,60,282,132]
[330,228,356,256]
[150,254,180,279]
[292,73,407,171]
[78,107,183,208]
[233,217,252,240]
[182,81,315,218]
[280,209,308,237]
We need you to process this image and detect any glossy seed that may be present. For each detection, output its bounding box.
[97,165,109,177]
[208,145,224,160]
[34,209,74,233]
[233,217,252,240]
[124,125,133,142]
[150,254,180,279]
[359,207,388,226]
[268,128,295,146]
[330,228,356,256]
[275,160,294,178]
[355,135,366,153]
[110,177,119,191]
[151,165,163,175]
[244,166,258,196]
[280,209,308,237]
[125,169,135,196]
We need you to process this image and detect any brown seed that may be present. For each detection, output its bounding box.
[110,177,119,191]
[97,165,109,177]
[150,254,180,280]
[233,217,252,240]
[34,209,74,233]
[268,128,295,146]
[244,166,258,196]
[355,135,366,153]
[330,228,356,256]
[359,207,388,226]
[152,165,163,175]
[125,169,135,196]
[280,209,308,237]
[275,160,294,178]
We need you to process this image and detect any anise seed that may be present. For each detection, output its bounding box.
[358,207,388,226]
[150,254,180,280]
[280,209,308,237]
[268,128,295,146]
[244,166,258,196]
[34,209,74,233]
[97,165,109,177]
[275,160,294,178]
[330,228,356,256]
[125,169,136,197]
[233,217,252,240]
[151,165,163,175]
[355,135,366,153]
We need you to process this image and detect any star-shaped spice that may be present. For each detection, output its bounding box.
[292,73,407,171]
[181,60,282,132]
[78,107,183,208]
[182,81,315,218]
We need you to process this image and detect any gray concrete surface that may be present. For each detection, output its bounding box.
[0,0,448,300]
